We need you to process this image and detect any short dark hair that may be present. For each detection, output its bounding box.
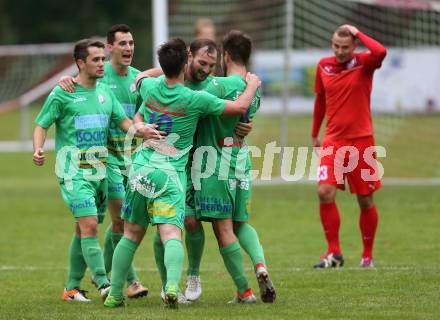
[73,39,105,66]
[189,38,218,56]
[157,38,188,78]
[107,24,131,44]
[222,30,252,66]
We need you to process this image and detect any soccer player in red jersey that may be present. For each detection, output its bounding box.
[311,24,387,268]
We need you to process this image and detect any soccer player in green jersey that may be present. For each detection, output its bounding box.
[193,30,276,303]
[104,38,261,308]
[33,39,135,302]
[58,24,150,298]
[136,39,253,302]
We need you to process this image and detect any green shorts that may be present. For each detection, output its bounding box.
[121,163,186,230]
[194,173,251,222]
[185,164,196,217]
[107,162,128,200]
[58,172,107,223]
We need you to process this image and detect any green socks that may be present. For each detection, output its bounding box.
[153,232,167,288]
[103,225,138,285]
[236,223,266,267]
[111,231,138,285]
[103,226,113,274]
[163,238,184,290]
[109,237,138,301]
[185,226,205,276]
[66,235,87,290]
[80,236,108,288]
[220,241,248,294]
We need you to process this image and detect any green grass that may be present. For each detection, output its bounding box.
[0,152,439,319]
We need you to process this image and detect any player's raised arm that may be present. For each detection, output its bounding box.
[222,72,261,115]
[135,67,163,89]
[343,24,387,66]
[32,125,47,166]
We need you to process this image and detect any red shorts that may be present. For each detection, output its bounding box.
[317,136,382,195]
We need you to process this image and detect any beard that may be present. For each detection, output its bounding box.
[190,63,208,82]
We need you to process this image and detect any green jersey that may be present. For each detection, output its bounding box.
[185,75,214,154]
[99,62,142,166]
[185,75,214,91]
[35,83,127,169]
[136,75,226,171]
[197,74,261,178]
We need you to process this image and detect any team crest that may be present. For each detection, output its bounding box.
[98,94,106,104]
[130,83,136,93]
[347,57,357,70]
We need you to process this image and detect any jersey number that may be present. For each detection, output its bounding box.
[317,165,329,181]
[148,113,173,134]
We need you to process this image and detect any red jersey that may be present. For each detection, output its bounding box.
[312,32,387,141]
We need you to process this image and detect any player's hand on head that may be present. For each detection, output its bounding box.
[235,120,253,138]
[33,148,45,166]
[245,72,261,89]
[58,76,76,93]
[342,24,359,36]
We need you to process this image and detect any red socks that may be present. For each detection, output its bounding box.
[319,202,341,255]
[359,206,379,258]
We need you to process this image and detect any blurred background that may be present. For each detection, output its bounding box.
[0,0,439,181]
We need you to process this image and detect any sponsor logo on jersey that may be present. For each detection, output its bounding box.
[69,198,94,211]
[109,183,124,194]
[74,114,109,129]
[122,103,136,118]
[109,84,117,89]
[76,130,106,144]
[148,201,176,218]
[347,57,357,70]
[98,94,106,104]
[73,96,87,103]
[198,196,233,213]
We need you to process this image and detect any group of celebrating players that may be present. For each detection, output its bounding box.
[32,20,386,309]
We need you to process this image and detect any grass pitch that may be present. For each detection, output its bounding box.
[0,152,439,319]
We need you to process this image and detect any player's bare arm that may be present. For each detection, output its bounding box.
[135,68,164,88]
[343,24,386,60]
[118,118,166,140]
[58,75,76,93]
[32,125,47,166]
